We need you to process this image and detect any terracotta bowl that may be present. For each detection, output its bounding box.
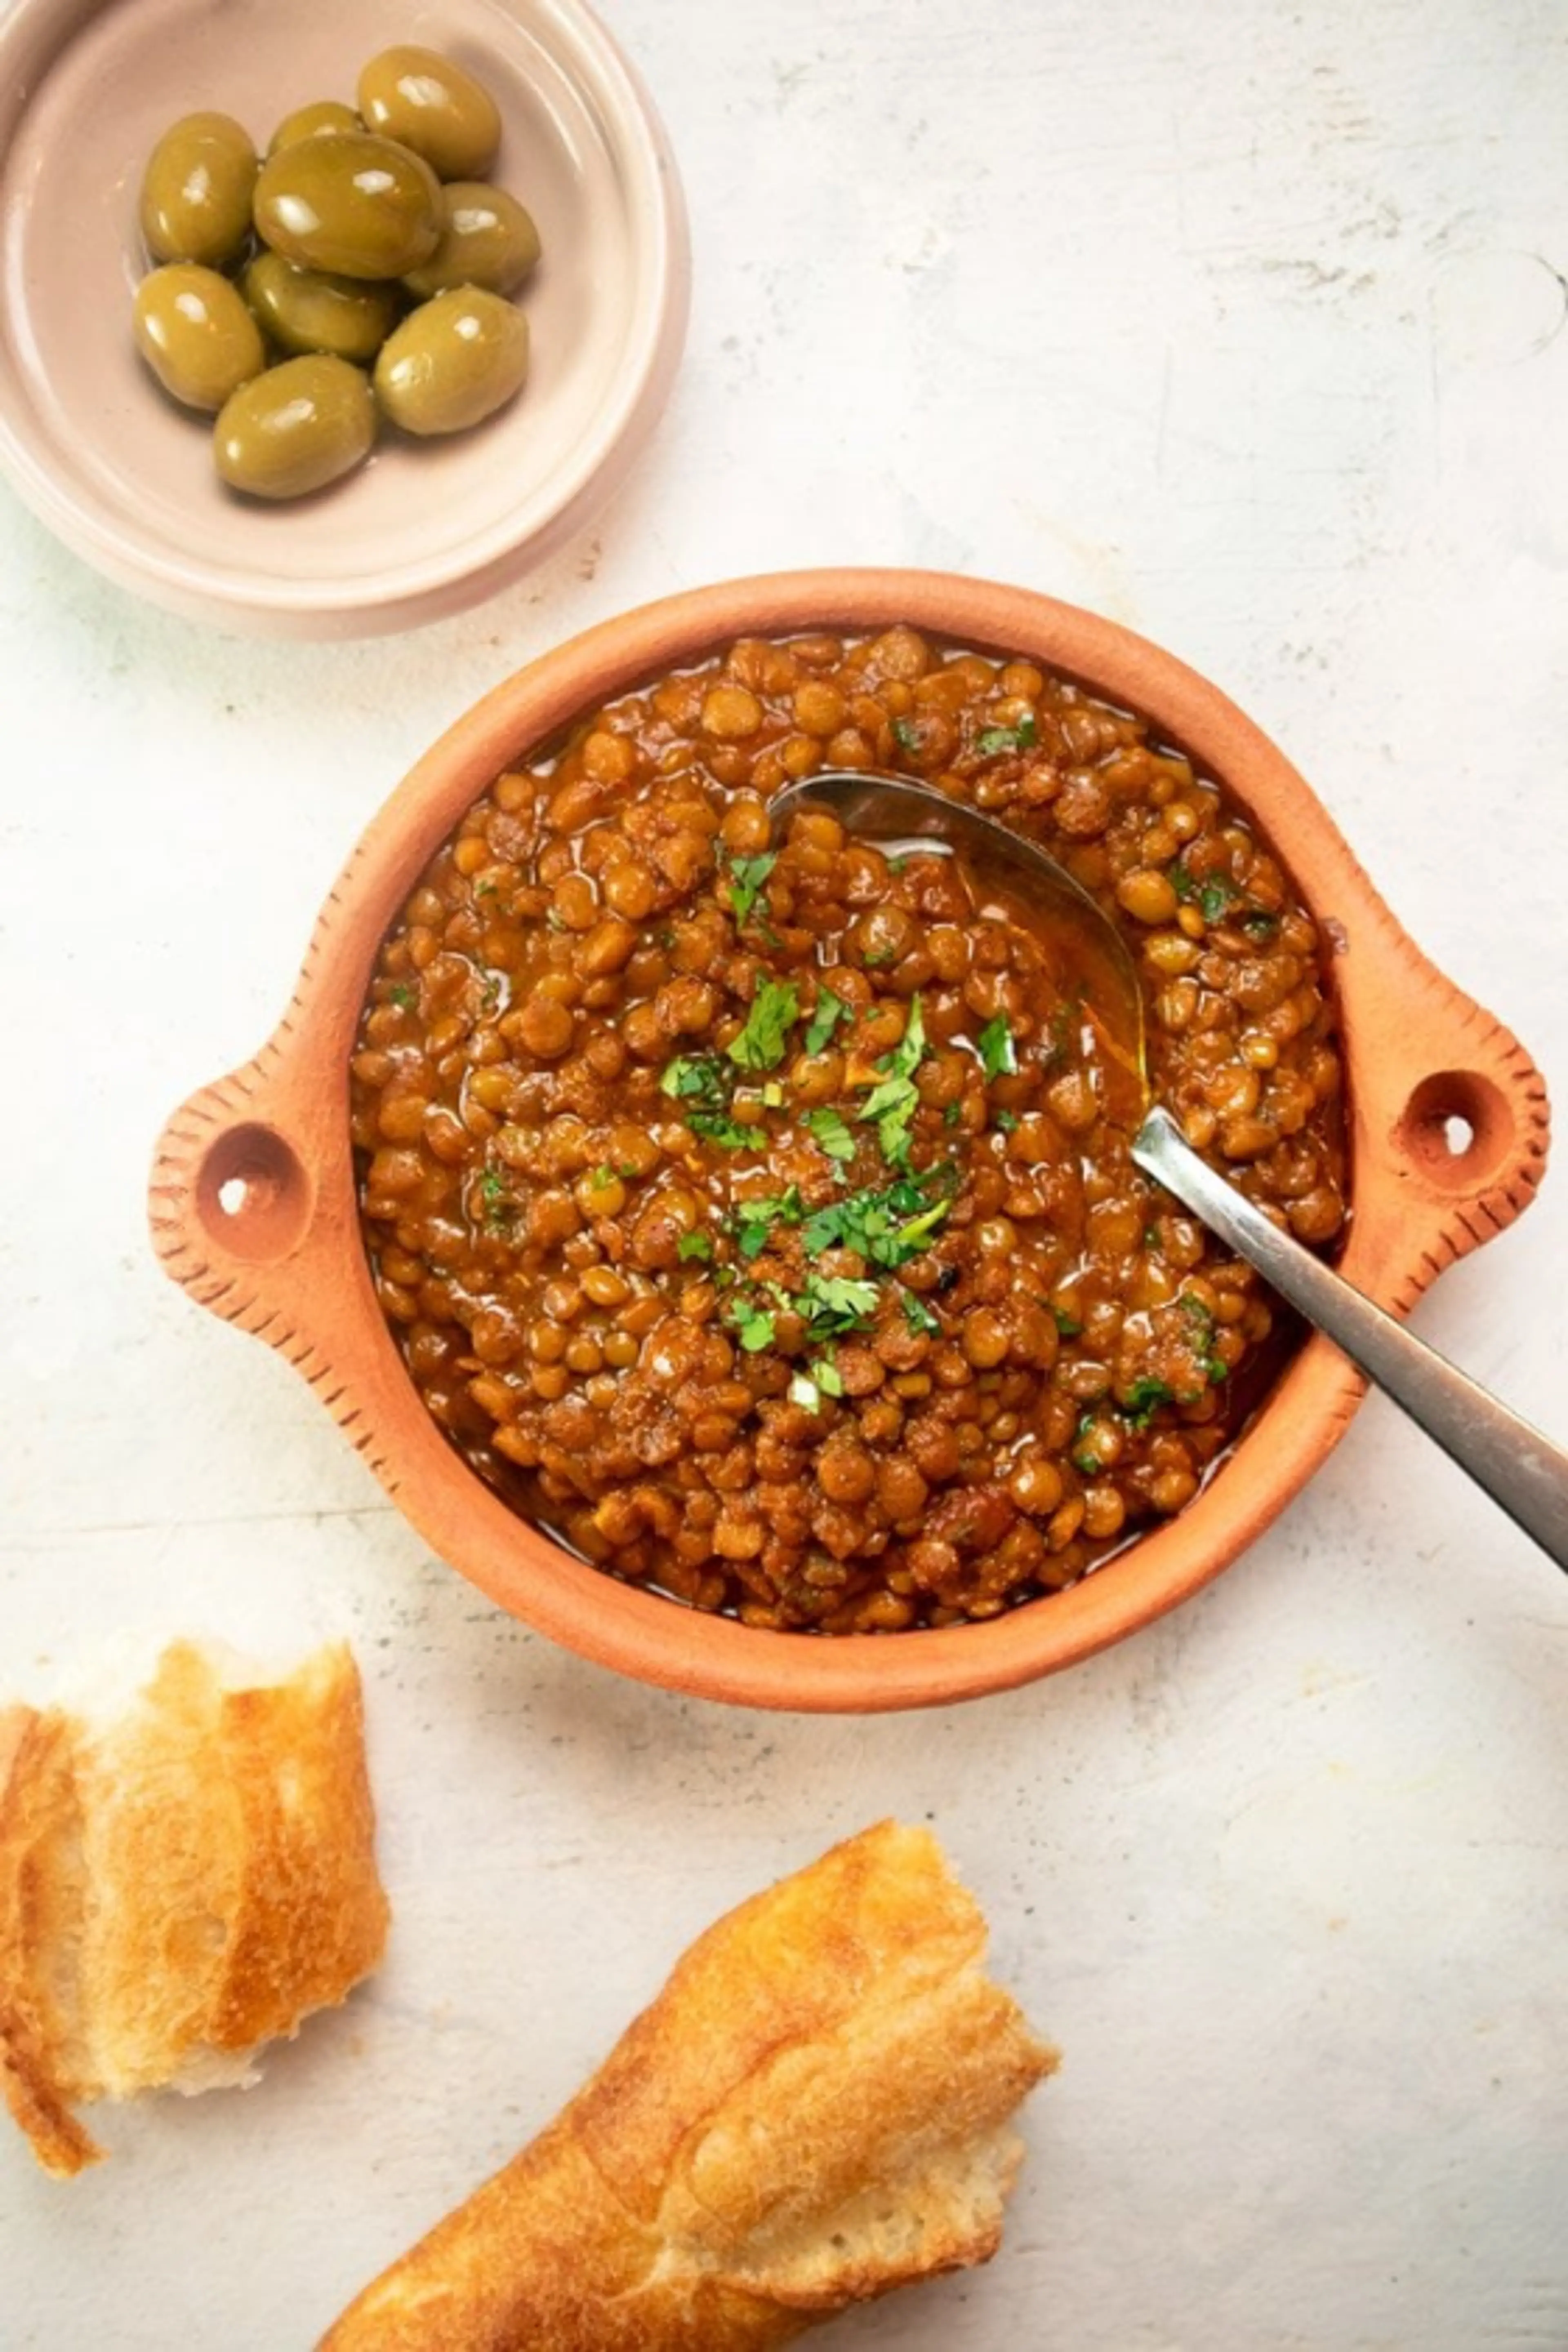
[148,571,1551,1711]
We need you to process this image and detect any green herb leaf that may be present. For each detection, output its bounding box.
[900,1289,940,1336]
[726,977,800,1073]
[1051,1304,1082,1337]
[799,1165,953,1270]
[891,717,920,753]
[724,1297,777,1352]
[724,850,777,929]
[798,1272,881,1336]
[976,715,1038,755]
[803,988,852,1055]
[660,1053,724,1101]
[1198,875,1238,922]
[731,1186,805,1260]
[676,1232,714,1263]
[977,1014,1017,1080]
[813,1354,844,1396]
[1120,1376,1175,1430]
[788,1370,822,1410]
[1241,909,1279,939]
[804,1106,856,1164]
[943,1100,964,1128]
[994,1108,1020,1134]
[388,982,417,1011]
[687,1109,757,1149]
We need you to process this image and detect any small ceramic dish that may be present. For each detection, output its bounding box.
[0,0,688,638]
[149,571,1551,1711]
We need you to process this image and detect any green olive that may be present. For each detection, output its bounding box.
[243,249,401,364]
[252,131,441,280]
[214,354,376,499]
[267,100,363,155]
[400,182,540,298]
[140,111,258,267]
[356,46,501,181]
[374,288,528,437]
[132,265,266,412]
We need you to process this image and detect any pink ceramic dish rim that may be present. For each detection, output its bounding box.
[0,0,690,638]
[149,570,1552,1710]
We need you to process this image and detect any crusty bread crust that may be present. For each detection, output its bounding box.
[321,1820,1056,2350]
[0,1641,389,2176]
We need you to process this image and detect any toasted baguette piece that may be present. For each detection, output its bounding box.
[321,1820,1056,2350]
[0,1638,389,2176]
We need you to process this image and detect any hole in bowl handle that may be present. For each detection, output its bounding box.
[1355,964,1551,1310]
[147,1064,323,1341]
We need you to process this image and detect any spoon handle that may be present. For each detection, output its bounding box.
[1132,1107,1568,1573]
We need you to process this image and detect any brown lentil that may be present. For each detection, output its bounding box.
[352,628,1345,1633]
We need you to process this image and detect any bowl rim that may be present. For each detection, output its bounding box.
[0,0,691,638]
[148,568,1552,1708]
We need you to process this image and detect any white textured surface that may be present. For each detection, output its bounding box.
[2,1,1567,2345]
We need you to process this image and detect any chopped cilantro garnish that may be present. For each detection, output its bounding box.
[676,1231,714,1263]
[798,1165,953,1269]
[1071,1413,1105,1474]
[732,1186,805,1260]
[891,716,920,753]
[900,1289,940,1337]
[977,1014,1017,1080]
[661,1053,723,1101]
[723,849,777,930]
[1241,909,1279,939]
[857,994,928,1168]
[803,988,852,1055]
[804,1106,856,1164]
[477,1168,511,1226]
[724,1296,777,1352]
[798,1272,881,1335]
[687,1110,756,1149]
[388,981,417,1010]
[813,1354,845,1397]
[1171,862,1240,924]
[994,1109,1020,1134]
[943,1101,963,1128]
[976,715,1038,755]
[726,977,799,1072]
[1120,1376,1175,1429]
[1051,1305,1082,1337]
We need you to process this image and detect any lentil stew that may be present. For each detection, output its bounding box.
[350,626,1346,1633]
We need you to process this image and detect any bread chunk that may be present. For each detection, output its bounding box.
[321,1820,1055,2349]
[0,1639,389,2176]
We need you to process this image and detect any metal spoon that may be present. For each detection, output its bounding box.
[771,768,1568,1571]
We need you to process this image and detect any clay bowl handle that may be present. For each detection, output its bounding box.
[147,1030,356,1392]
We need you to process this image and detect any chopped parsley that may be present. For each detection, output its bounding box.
[1051,1305,1082,1337]
[994,1109,1020,1134]
[659,1052,756,1150]
[804,1106,855,1164]
[798,1272,882,1336]
[732,1186,805,1261]
[477,1168,511,1226]
[977,1014,1017,1080]
[943,1101,964,1127]
[900,1290,940,1337]
[388,982,417,1010]
[857,994,928,1167]
[891,716,921,754]
[1179,1292,1231,1384]
[975,715,1038,756]
[676,1231,714,1263]
[722,849,777,931]
[1241,909,1279,939]
[789,1352,847,1413]
[1171,862,1242,924]
[725,1296,777,1352]
[1120,1376,1175,1430]
[803,987,852,1055]
[726,977,799,1072]
[798,1165,953,1269]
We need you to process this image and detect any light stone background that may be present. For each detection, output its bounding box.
[3,1,1568,2345]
